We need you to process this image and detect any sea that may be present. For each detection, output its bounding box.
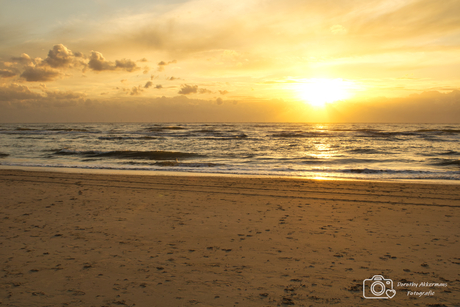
[1,123,459,182]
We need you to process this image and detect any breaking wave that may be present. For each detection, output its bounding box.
[53,149,202,160]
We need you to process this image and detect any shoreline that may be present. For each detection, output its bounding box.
[1,164,459,185]
[1,169,459,306]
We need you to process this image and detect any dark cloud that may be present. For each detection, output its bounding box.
[143,82,162,89]
[157,60,177,72]
[88,51,115,71]
[219,90,229,95]
[88,51,139,72]
[199,88,213,94]
[0,69,16,78]
[20,66,60,82]
[178,84,213,95]
[216,97,223,105]
[115,59,139,72]
[178,84,198,95]
[130,86,143,96]
[168,76,180,80]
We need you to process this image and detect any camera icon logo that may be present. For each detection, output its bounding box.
[363,275,396,299]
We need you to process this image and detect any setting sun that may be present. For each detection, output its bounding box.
[296,78,352,107]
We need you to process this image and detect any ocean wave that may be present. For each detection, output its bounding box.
[0,127,94,135]
[272,131,329,138]
[357,131,419,137]
[348,148,388,154]
[419,150,460,157]
[2,161,459,180]
[154,161,221,167]
[203,134,248,140]
[341,168,438,174]
[429,159,460,167]
[2,123,460,181]
[415,129,460,134]
[98,136,156,140]
[53,149,202,160]
[144,125,187,132]
[14,127,35,131]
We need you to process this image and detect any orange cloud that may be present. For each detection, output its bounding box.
[20,66,60,82]
[88,51,139,72]
[178,84,198,95]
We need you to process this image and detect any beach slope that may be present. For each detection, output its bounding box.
[0,169,459,306]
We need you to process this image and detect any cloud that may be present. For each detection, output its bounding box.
[198,88,212,94]
[178,84,213,95]
[1,94,287,123]
[87,51,115,71]
[5,45,145,85]
[143,81,165,89]
[44,89,86,100]
[10,45,81,82]
[0,69,16,78]
[130,86,143,96]
[11,53,33,64]
[0,83,42,101]
[88,51,139,72]
[219,90,229,95]
[115,59,139,72]
[20,66,60,82]
[43,44,80,68]
[157,60,177,72]
[178,84,198,95]
[2,87,459,123]
[0,84,86,106]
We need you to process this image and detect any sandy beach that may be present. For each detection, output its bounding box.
[0,169,459,306]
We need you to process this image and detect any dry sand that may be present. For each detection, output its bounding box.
[0,169,459,306]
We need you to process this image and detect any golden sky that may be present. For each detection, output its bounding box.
[0,0,459,122]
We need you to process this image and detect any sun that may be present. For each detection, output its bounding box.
[296,78,352,107]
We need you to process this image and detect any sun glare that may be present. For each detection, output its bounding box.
[296,78,352,107]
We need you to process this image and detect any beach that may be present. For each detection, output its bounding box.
[0,169,459,306]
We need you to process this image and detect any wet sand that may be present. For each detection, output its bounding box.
[0,169,459,306]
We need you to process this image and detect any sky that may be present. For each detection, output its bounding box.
[0,0,459,123]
